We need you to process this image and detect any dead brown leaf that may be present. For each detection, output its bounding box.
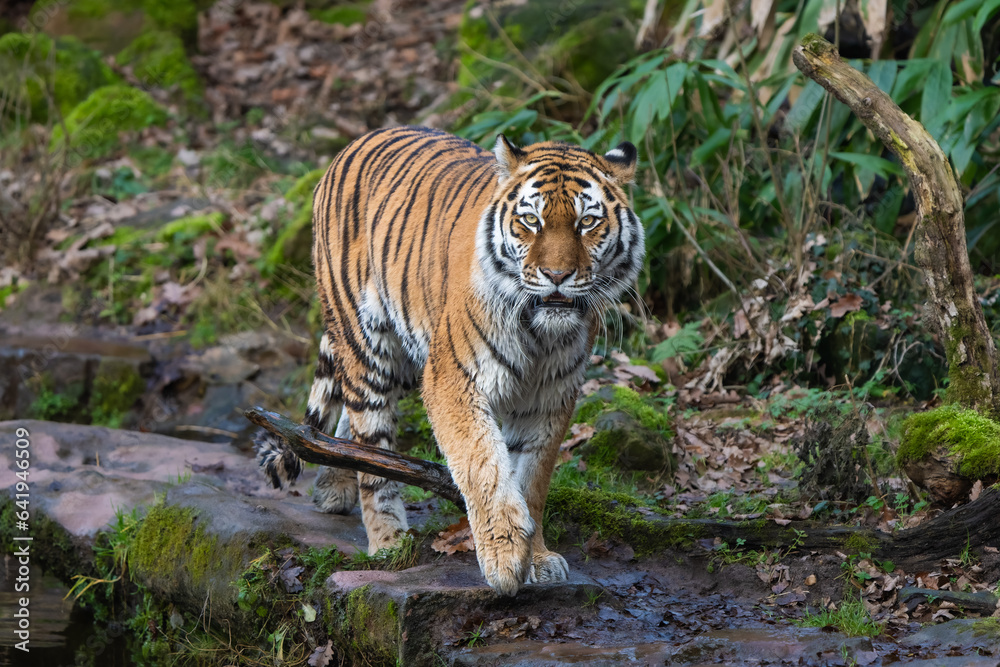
[431,516,475,555]
[561,423,595,450]
[829,293,863,318]
[307,640,334,667]
[617,364,660,384]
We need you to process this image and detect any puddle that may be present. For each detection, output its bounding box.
[0,561,131,667]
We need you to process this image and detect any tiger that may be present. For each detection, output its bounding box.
[255,125,643,596]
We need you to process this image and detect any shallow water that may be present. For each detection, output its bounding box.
[0,561,131,667]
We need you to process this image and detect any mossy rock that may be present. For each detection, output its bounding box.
[898,404,1000,481]
[574,385,672,435]
[578,411,675,473]
[50,84,169,162]
[0,32,119,122]
[329,584,400,666]
[128,502,251,618]
[264,168,326,272]
[115,30,202,104]
[68,0,207,45]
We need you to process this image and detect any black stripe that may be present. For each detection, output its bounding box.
[506,437,529,453]
[444,317,477,387]
[464,303,523,380]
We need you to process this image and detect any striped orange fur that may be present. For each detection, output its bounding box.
[256,126,643,595]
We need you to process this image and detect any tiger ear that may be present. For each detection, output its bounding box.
[603,141,638,184]
[493,134,526,181]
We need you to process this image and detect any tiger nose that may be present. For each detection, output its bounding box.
[540,268,572,285]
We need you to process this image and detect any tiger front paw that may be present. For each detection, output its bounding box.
[473,501,535,597]
[528,550,569,584]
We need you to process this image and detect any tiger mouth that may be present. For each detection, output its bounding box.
[532,293,586,311]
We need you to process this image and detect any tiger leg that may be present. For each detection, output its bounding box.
[338,313,412,554]
[306,333,359,514]
[346,391,409,553]
[505,405,574,584]
[424,361,534,596]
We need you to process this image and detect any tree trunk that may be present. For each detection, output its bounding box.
[792,33,1000,416]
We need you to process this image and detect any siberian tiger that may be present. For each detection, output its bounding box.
[255,126,643,596]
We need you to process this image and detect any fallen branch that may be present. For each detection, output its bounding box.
[245,407,465,510]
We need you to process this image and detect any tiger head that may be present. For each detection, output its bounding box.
[478,134,645,334]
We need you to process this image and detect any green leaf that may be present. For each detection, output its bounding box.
[691,127,736,167]
[871,183,904,234]
[663,62,689,118]
[909,0,950,58]
[920,60,952,134]
[946,88,999,123]
[891,59,933,103]
[786,80,825,133]
[651,321,704,363]
[974,0,1000,31]
[629,70,667,145]
[867,61,897,98]
[797,0,824,38]
[693,71,724,132]
[828,151,903,177]
[942,0,982,25]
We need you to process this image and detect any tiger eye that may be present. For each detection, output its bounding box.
[524,214,538,226]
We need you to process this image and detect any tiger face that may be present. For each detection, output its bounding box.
[479,135,644,333]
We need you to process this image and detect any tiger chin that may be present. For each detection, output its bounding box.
[255,126,644,596]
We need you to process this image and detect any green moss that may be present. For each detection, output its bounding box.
[309,4,369,26]
[545,486,700,555]
[584,429,619,468]
[973,617,1000,637]
[115,30,201,103]
[898,404,1000,479]
[264,168,325,271]
[129,502,247,608]
[0,33,118,122]
[68,0,203,44]
[156,211,224,242]
[843,531,880,554]
[575,385,672,434]
[335,584,399,666]
[945,323,996,413]
[50,84,168,161]
[91,360,144,428]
